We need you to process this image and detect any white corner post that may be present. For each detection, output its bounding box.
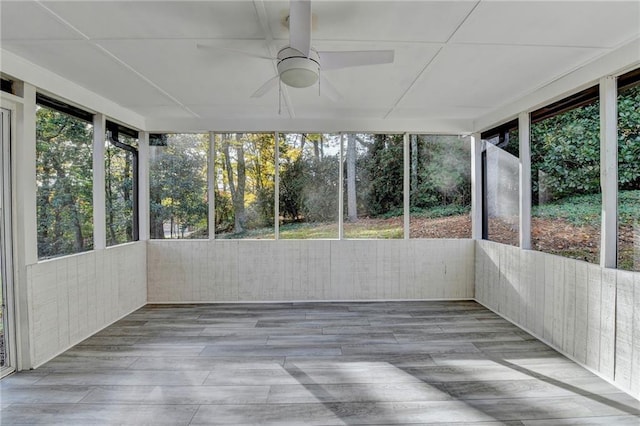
[338,133,344,240]
[274,132,280,240]
[600,76,618,268]
[471,132,483,240]
[10,82,36,369]
[93,113,106,250]
[403,133,410,239]
[138,132,150,241]
[208,132,215,240]
[519,112,532,249]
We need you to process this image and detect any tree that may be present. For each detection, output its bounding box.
[346,134,358,221]
[36,106,94,258]
[149,134,208,238]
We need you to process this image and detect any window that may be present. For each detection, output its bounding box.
[149,133,208,239]
[105,122,138,246]
[278,133,340,239]
[482,122,520,246]
[343,133,403,239]
[410,135,471,238]
[214,133,275,239]
[531,87,600,263]
[36,95,94,259]
[618,69,640,271]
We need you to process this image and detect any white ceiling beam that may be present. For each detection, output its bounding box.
[143,117,473,134]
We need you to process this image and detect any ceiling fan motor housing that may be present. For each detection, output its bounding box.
[277,47,320,88]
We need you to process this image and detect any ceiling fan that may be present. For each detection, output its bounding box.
[198,0,394,101]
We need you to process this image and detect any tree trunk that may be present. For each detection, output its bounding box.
[223,134,246,233]
[234,134,247,232]
[410,134,418,195]
[123,153,132,239]
[105,149,117,244]
[346,134,357,222]
[149,147,165,238]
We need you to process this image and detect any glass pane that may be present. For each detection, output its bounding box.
[36,106,94,259]
[215,133,275,239]
[343,133,403,239]
[531,101,600,263]
[105,134,136,246]
[149,133,208,239]
[618,82,640,271]
[410,135,471,238]
[485,129,520,246]
[279,133,340,239]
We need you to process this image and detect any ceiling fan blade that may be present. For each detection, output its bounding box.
[320,75,343,102]
[250,76,280,98]
[196,43,273,61]
[319,50,394,70]
[289,0,311,56]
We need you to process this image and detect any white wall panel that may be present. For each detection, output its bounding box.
[475,240,640,400]
[148,240,475,303]
[26,242,146,367]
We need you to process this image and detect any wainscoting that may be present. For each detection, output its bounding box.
[26,242,147,367]
[475,240,640,400]
[147,239,475,303]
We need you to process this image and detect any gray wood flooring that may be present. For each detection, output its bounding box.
[1,300,639,425]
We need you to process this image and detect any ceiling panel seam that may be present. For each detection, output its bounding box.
[444,0,482,44]
[383,46,444,120]
[34,0,200,118]
[383,0,481,120]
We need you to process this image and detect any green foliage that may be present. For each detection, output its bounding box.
[36,106,94,258]
[530,85,640,203]
[149,134,208,238]
[532,192,602,227]
[618,84,640,190]
[410,204,470,219]
[410,135,471,212]
[279,134,339,224]
[531,101,601,201]
[215,133,276,236]
[105,135,135,246]
[362,134,404,217]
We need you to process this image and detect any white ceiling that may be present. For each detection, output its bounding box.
[1,0,639,130]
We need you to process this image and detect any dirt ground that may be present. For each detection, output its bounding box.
[371,214,637,269]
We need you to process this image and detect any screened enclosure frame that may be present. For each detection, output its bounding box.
[105,121,140,243]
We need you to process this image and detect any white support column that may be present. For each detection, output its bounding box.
[338,133,344,240]
[208,132,215,240]
[11,82,36,369]
[600,76,618,268]
[519,112,532,249]
[403,133,410,239]
[13,83,38,265]
[274,132,280,240]
[138,132,150,241]
[471,132,483,240]
[93,113,106,250]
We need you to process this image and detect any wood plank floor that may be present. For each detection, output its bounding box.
[1,300,639,425]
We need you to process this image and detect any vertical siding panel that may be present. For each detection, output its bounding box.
[574,261,589,364]
[563,259,577,357]
[551,256,565,349]
[615,270,634,392]
[599,268,617,379]
[586,264,602,370]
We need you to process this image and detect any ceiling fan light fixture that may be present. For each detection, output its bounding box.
[277,47,320,88]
